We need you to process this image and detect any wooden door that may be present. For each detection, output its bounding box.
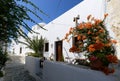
[55,41,63,61]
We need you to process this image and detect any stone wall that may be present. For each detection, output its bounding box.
[106,0,120,59]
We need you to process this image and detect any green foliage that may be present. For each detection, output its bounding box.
[27,52,40,57]
[0,0,47,43]
[0,71,3,77]
[0,48,8,70]
[20,36,45,57]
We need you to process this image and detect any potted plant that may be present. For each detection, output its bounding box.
[20,36,45,58]
[63,14,118,75]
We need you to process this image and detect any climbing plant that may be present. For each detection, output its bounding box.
[63,14,118,75]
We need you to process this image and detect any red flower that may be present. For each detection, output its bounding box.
[94,42,104,50]
[102,67,115,75]
[109,68,115,73]
[89,56,97,61]
[69,45,76,52]
[106,54,118,64]
[102,67,110,75]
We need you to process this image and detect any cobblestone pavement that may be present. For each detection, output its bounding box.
[3,55,36,81]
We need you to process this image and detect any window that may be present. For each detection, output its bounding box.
[20,47,22,54]
[45,43,49,52]
[73,37,79,47]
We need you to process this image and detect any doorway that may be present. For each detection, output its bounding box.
[55,41,63,61]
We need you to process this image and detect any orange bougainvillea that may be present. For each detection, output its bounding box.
[106,54,118,64]
[82,35,86,40]
[111,40,117,44]
[87,14,92,20]
[69,45,80,53]
[69,27,74,34]
[85,22,93,29]
[104,43,112,47]
[88,44,96,52]
[94,19,102,25]
[94,42,104,50]
[104,13,108,18]
[87,30,92,35]
[77,35,81,40]
[88,42,104,52]
[101,66,115,75]
[77,23,84,29]
[63,14,118,75]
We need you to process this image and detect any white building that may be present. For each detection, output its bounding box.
[9,23,46,56]
[37,0,106,61]
[27,22,46,39]
[9,36,26,56]
[11,0,119,61]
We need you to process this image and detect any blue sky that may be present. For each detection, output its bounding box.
[26,0,83,27]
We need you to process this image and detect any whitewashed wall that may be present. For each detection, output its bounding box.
[38,0,105,60]
[25,56,41,74]
[43,60,114,81]
[25,56,43,81]
[106,0,120,59]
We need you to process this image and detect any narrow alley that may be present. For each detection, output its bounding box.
[3,55,36,81]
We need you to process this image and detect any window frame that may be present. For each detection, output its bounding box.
[44,42,49,52]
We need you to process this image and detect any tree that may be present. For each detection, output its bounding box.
[0,47,8,70]
[0,0,47,43]
[20,36,45,57]
[0,0,47,53]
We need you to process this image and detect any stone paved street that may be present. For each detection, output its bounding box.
[2,55,120,81]
[3,55,36,81]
